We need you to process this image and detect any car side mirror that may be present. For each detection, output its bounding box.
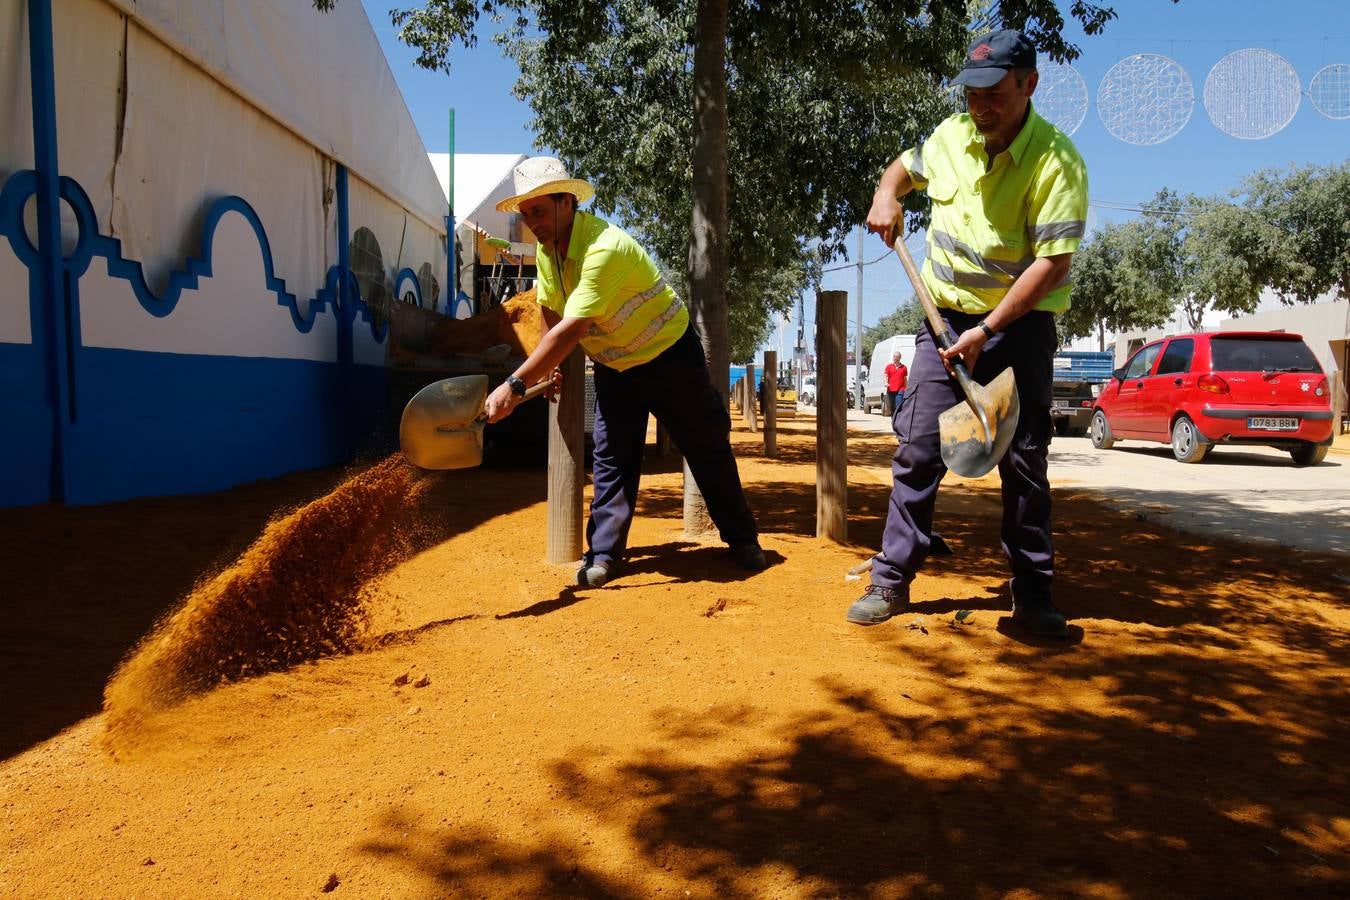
[1111,367,1125,381]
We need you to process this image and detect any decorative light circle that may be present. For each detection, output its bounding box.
[1097,53,1195,145]
[1035,56,1089,135]
[1204,48,1301,139]
[1309,63,1350,120]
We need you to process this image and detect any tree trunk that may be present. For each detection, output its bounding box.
[683,0,729,539]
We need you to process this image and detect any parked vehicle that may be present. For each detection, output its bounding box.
[798,375,817,406]
[845,363,866,410]
[799,368,864,408]
[864,335,918,415]
[1051,350,1115,436]
[1090,331,1334,465]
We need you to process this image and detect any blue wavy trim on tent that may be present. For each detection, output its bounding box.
[0,169,390,345]
[393,266,423,309]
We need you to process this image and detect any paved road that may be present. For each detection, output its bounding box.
[838,407,1350,555]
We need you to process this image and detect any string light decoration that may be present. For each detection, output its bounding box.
[1309,63,1350,120]
[1034,56,1089,135]
[1204,48,1302,139]
[1097,53,1195,145]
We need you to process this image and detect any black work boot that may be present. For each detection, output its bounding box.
[846,584,909,626]
[1011,597,1069,638]
[729,542,768,571]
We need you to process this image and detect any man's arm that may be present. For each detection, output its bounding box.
[483,309,592,422]
[940,253,1073,371]
[866,156,915,245]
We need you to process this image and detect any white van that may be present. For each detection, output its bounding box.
[864,335,918,415]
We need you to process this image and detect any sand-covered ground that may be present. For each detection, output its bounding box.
[2,411,1347,898]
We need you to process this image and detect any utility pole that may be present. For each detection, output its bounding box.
[854,224,864,411]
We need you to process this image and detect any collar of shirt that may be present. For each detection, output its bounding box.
[963,101,1044,167]
[546,210,597,296]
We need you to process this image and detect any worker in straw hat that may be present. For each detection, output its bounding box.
[483,156,767,587]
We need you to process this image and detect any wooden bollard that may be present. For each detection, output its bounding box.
[744,363,758,433]
[816,290,847,542]
[547,348,585,564]
[763,351,777,458]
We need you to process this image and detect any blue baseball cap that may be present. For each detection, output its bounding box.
[953,29,1037,88]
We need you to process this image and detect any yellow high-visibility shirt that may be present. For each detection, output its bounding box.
[535,212,688,371]
[900,103,1088,315]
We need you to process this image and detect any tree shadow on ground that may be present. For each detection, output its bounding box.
[359,634,1348,896]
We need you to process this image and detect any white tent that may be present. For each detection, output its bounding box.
[0,0,454,506]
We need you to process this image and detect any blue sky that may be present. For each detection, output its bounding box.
[363,0,1349,348]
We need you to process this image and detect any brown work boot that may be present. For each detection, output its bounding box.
[846,584,909,626]
[576,559,612,588]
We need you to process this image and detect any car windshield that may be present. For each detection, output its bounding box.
[1210,337,1321,373]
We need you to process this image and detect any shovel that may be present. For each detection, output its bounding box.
[891,235,1019,478]
[399,374,550,470]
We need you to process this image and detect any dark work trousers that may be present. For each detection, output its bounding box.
[874,309,1057,604]
[587,324,758,566]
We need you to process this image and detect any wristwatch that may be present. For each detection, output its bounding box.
[506,375,528,398]
[978,321,997,340]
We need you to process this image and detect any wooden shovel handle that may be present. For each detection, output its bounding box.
[891,235,956,351]
[890,235,981,402]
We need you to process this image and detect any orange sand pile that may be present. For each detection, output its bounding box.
[428,292,544,358]
[101,456,431,753]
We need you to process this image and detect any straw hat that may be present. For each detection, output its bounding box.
[495,156,595,213]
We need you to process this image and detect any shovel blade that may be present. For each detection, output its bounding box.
[399,375,490,470]
[938,367,1020,478]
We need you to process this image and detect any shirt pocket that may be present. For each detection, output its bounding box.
[926,178,958,205]
[983,189,1030,251]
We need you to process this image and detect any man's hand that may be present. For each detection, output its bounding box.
[866,157,915,245]
[543,367,563,403]
[938,327,990,376]
[866,193,904,246]
[484,381,519,423]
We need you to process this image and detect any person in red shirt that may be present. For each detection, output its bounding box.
[884,350,908,417]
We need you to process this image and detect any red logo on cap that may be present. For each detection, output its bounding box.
[971,43,992,60]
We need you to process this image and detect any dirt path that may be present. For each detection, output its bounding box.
[2,413,1347,897]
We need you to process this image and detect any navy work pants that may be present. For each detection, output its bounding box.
[587,324,757,565]
[874,310,1057,604]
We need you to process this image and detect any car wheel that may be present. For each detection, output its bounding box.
[1170,415,1209,463]
[1289,442,1328,467]
[1089,409,1115,449]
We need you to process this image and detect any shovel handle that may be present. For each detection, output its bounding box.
[476,377,552,423]
[890,235,981,396]
[891,234,992,453]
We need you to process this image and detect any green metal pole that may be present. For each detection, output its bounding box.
[447,108,455,314]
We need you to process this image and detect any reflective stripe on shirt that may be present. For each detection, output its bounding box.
[588,278,670,336]
[592,293,686,365]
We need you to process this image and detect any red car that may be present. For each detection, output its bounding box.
[1090,331,1334,466]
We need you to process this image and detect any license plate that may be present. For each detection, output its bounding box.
[1248,416,1297,431]
[1052,400,1073,409]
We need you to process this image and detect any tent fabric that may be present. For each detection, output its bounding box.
[101,0,447,234]
[112,17,331,309]
[346,170,446,313]
[431,152,532,250]
[0,0,34,180]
